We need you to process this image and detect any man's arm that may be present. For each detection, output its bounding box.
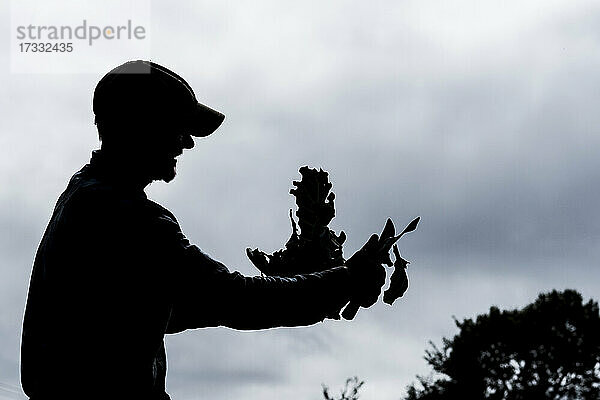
[167,247,352,332]
[147,210,353,333]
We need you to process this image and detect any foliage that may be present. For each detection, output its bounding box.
[405,290,600,400]
[246,166,346,277]
[323,377,365,400]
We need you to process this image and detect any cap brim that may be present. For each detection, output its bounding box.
[187,102,225,137]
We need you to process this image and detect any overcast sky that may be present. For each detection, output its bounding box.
[1,1,600,399]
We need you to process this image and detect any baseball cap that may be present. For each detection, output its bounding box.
[93,60,225,137]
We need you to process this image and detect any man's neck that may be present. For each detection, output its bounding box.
[93,147,153,190]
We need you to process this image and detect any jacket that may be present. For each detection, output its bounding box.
[21,150,352,399]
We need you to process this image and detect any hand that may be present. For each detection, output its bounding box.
[342,219,398,319]
[346,234,386,306]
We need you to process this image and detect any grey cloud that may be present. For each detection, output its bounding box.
[2,1,600,399]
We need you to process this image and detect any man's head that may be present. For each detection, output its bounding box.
[93,60,225,183]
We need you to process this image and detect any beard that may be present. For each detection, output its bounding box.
[151,157,177,183]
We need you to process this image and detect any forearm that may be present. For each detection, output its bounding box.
[167,246,352,332]
[216,266,352,330]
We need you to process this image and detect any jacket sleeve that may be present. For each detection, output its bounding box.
[147,209,353,333]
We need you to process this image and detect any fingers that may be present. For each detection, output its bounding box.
[355,233,379,255]
[342,291,376,320]
[377,262,386,285]
[366,233,379,249]
[345,219,417,313]
[344,221,404,319]
[343,263,386,320]
[341,302,360,320]
[363,264,386,305]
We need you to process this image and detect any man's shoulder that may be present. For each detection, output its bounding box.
[72,166,178,222]
[56,166,145,218]
[144,198,178,222]
[60,167,123,209]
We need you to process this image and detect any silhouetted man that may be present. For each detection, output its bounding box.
[21,60,387,400]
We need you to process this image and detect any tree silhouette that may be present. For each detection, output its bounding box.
[323,377,364,400]
[405,290,600,400]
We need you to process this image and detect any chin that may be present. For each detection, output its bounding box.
[152,160,177,183]
[163,174,176,183]
[160,167,177,183]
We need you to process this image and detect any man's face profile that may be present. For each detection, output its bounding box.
[136,116,195,183]
[98,113,196,184]
[93,60,224,185]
